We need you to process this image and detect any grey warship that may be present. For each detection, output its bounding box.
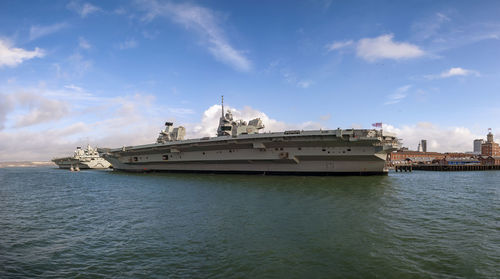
[100,99,399,175]
[52,145,111,170]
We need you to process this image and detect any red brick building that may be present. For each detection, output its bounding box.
[444,152,476,158]
[481,131,500,156]
[389,151,445,164]
[479,156,500,165]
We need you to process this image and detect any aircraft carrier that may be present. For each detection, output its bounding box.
[99,99,399,175]
[52,145,111,170]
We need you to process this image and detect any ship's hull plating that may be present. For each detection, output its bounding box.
[102,131,395,176]
[105,159,388,176]
[52,157,111,169]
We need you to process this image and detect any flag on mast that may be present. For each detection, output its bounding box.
[372,122,383,128]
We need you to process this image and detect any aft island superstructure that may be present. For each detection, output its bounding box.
[100,100,399,175]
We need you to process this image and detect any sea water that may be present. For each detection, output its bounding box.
[0,167,498,278]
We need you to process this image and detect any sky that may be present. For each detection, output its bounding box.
[1,0,500,161]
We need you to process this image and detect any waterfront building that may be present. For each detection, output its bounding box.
[389,150,445,165]
[479,156,500,166]
[481,130,500,156]
[474,139,484,154]
[487,131,494,143]
[390,150,484,166]
[437,157,481,165]
[444,152,477,158]
[421,140,427,152]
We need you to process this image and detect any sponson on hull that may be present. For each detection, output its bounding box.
[99,99,399,175]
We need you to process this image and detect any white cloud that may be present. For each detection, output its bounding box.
[297,80,313,88]
[64,84,84,92]
[410,12,500,54]
[0,94,151,161]
[326,40,353,51]
[279,67,313,88]
[140,0,252,71]
[357,34,425,61]
[14,99,70,128]
[384,122,483,153]
[320,113,331,121]
[52,52,92,80]
[411,12,451,41]
[67,1,101,18]
[68,52,92,77]
[425,67,480,80]
[29,22,68,40]
[0,91,70,129]
[81,3,101,17]
[142,30,160,39]
[78,37,91,49]
[0,120,97,162]
[385,85,412,105]
[0,39,45,67]
[0,87,201,161]
[114,7,127,15]
[118,39,138,49]
[167,108,195,115]
[0,94,15,130]
[436,12,451,22]
[441,67,479,78]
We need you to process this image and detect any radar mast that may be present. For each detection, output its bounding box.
[221,95,224,118]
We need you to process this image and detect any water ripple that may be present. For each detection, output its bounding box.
[0,168,498,278]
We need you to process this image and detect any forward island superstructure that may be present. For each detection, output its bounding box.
[52,145,112,170]
[99,99,399,175]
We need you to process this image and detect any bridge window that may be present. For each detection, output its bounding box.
[162,155,168,160]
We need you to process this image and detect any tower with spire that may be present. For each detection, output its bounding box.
[487,128,494,143]
[481,128,500,156]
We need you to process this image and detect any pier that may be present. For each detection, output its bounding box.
[411,164,500,171]
[392,163,500,172]
[394,165,412,172]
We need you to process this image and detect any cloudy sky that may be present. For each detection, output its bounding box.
[1,0,500,161]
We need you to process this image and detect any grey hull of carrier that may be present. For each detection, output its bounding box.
[99,101,398,175]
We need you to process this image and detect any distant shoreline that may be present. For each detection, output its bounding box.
[0,161,55,168]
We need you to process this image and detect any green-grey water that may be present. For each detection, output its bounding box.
[0,167,498,278]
